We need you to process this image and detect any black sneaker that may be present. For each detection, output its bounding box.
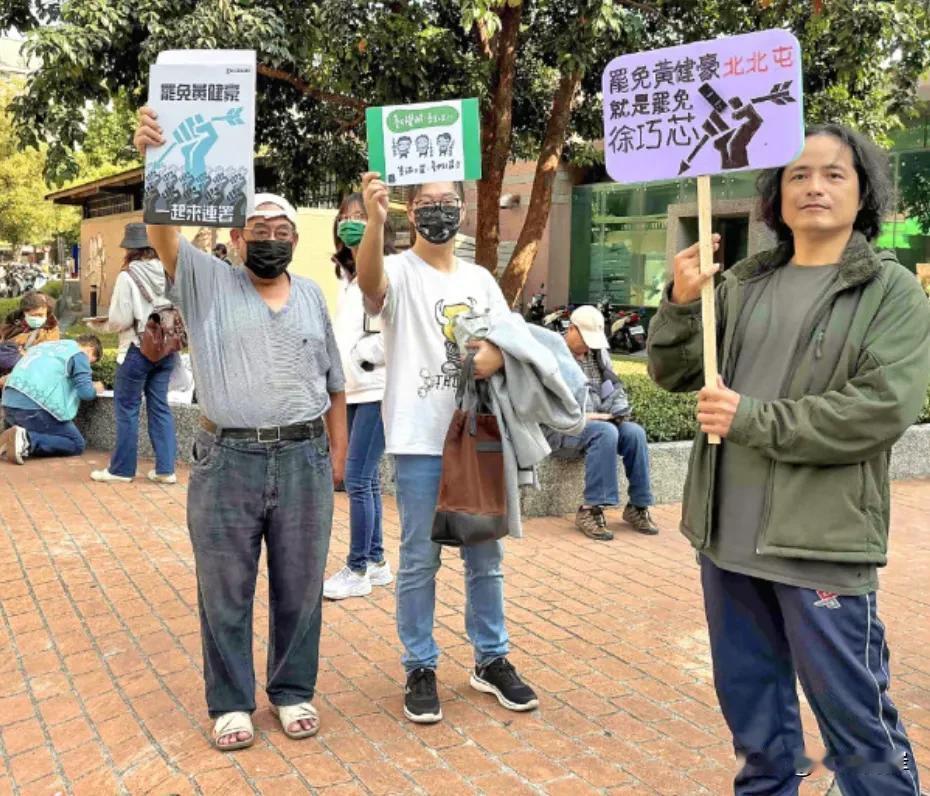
[470,657,539,711]
[404,668,442,723]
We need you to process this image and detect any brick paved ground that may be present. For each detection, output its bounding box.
[0,453,927,796]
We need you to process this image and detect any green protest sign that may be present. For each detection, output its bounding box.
[367,98,482,186]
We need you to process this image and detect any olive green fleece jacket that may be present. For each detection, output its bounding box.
[647,232,930,565]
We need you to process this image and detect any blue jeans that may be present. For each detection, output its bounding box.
[3,406,85,457]
[702,557,920,796]
[553,420,654,507]
[187,429,333,717]
[345,402,386,573]
[109,345,177,477]
[394,455,509,673]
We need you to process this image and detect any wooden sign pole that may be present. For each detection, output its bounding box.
[697,174,720,445]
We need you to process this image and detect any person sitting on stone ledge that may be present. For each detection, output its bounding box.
[0,290,61,387]
[544,305,659,540]
[0,335,104,464]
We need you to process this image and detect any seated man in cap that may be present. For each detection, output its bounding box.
[545,305,659,540]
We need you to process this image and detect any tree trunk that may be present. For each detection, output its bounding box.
[499,69,581,306]
[474,2,522,275]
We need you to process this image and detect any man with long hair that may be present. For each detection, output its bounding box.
[649,124,929,795]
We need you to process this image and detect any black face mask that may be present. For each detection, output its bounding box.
[413,205,461,245]
[244,240,293,279]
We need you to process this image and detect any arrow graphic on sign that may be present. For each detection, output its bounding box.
[751,82,797,106]
[152,107,247,169]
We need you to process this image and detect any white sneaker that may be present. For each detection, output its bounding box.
[90,469,133,483]
[367,560,394,587]
[323,566,372,600]
[147,470,177,484]
[0,426,28,465]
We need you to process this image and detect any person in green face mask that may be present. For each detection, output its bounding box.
[1,291,59,346]
[325,193,398,601]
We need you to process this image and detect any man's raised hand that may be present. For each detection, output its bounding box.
[670,233,721,305]
[133,106,164,157]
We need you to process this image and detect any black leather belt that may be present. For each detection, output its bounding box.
[200,416,325,442]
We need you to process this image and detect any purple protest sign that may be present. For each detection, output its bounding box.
[602,29,804,184]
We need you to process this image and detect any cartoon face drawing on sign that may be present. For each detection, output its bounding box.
[415,134,432,158]
[394,136,412,159]
[437,132,454,156]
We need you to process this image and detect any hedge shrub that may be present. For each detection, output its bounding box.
[0,282,62,317]
[92,350,119,389]
[65,322,120,350]
[0,297,18,320]
[920,386,930,425]
[617,363,930,441]
[40,281,63,300]
[625,373,699,442]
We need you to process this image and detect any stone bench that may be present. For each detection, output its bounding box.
[73,398,930,518]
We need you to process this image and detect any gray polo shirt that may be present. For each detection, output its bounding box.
[169,238,344,428]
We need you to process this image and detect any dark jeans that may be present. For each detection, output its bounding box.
[3,406,85,457]
[187,429,333,717]
[345,401,386,574]
[109,345,176,477]
[701,556,920,796]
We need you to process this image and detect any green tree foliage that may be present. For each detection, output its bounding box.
[899,159,930,234]
[658,0,930,145]
[897,106,930,234]
[72,91,141,182]
[17,0,926,191]
[0,79,78,252]
[5,0,929,296]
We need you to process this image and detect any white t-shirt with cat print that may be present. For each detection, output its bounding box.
[377,249,509,456]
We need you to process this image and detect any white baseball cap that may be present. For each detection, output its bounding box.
[249,192,298,226]
[570,305,610,350]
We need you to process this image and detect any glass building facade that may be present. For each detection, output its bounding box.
[570,131,930,310]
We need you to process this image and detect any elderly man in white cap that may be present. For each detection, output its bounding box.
[546,305,658,540]
[134,108,347,751]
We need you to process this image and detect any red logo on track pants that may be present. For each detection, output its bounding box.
[814,590,842,609]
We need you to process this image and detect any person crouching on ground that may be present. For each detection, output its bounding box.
[0,335,104,464]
